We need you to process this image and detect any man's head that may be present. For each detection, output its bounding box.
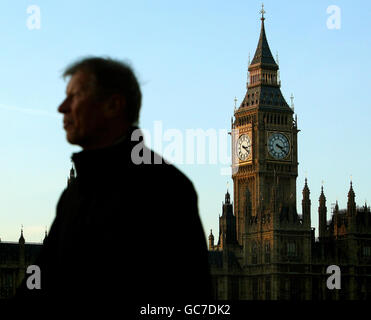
[58,57,141,149]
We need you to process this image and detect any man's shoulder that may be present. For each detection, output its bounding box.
[144,147,196,193]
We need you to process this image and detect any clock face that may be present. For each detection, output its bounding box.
[268,132,290,159]
[237,134,251,161]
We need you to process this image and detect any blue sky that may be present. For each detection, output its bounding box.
[0,0,370,242]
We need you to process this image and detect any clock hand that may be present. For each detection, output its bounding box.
[275,144,287,154]
[242,145,249,151]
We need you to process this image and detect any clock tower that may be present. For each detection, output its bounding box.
[209,5,370,301]
[231,8,311,299]
[232,8,299,242]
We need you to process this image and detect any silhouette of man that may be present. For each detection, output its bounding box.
[15,57,211,314]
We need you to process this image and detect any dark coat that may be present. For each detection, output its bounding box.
[14,127,212,313]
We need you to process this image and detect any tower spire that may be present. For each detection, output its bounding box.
[335,200,339,211]
[19,225,25,244]
[237,4,291,112]
[225,187,231,204]
[348,179,355,201]
[250,4,277,68]
[218,189,237,248]
[302,178,311,227]
[67,161,76,186]
[319,184,327,239]
[43,226,48,244]
[208,229,215,250]
[347,179,356,216]
[303,177,310,198]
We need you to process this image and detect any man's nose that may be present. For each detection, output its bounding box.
[58,97,70,114]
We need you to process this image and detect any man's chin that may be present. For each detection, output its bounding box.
[66,132,80,146]
[66,133,92,149]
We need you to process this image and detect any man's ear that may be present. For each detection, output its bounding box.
[104,94,126,118]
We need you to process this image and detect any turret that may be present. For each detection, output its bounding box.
[218,190,237,248]
[18,226,25,245]
[318,185,327,239]
[225,189,231,206]
[43,228,48,245]
[67,164,76,186]
[347,181,356,217]
[363,201,369,212]
[18,227,25,272]
[333,200,340,238]
[302,178,311,228]
[208,229,214,250]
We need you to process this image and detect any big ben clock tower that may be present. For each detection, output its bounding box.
[230,4,313,284]
[232,7,298,242]
[230,7,311,299]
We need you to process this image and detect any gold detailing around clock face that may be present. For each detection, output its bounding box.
[237,134,251,161]
[268,132,290,160]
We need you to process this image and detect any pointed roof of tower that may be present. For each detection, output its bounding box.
[222,189,234,218]
[225,189,231,204]
[363,201,369,212]
[67,163,76,187]
[70,166,75,178]
[208,229,214,240]
[250,5,278,68]
[348,181,355,199]
[43,228,48,244]
[347,180,356,216]
[303,178,310,193]
[319,185,326,204]
[19,226,25,244]
[237,6,291,113]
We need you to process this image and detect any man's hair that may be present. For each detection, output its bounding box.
[63,56,142,125]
